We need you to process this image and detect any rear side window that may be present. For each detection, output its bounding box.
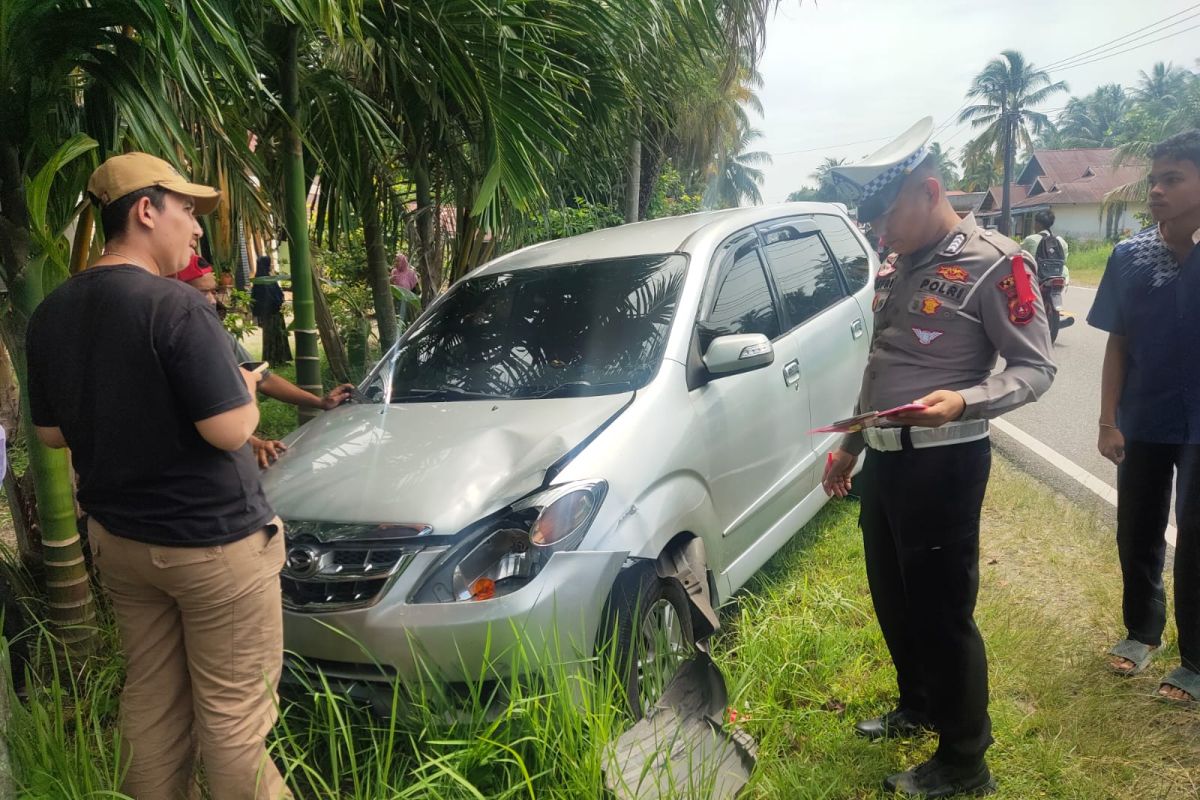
[814,215,870,292]
[760,227,846,328]
[707,241,781,340]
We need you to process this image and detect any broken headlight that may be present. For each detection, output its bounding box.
[411,480,607,603]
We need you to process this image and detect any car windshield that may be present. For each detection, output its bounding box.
[368,254,688,402]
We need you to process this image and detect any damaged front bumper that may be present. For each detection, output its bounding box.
[281,548,629,688]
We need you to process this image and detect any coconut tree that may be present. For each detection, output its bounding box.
[1135,62,1191,110]
[703,124,772,208]
[959,50,1067,234]
[928,142,960,186]
[1057,84,1130,147]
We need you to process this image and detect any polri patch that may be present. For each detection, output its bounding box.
[918,276,968,301]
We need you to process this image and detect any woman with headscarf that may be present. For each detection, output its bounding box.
[390,253,420,322]
[251,255,292,364]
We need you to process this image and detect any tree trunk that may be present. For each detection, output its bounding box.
[637,121,666,222]
[1000,113,1014,237]
[412,161,441,308]
[361,172,398,349]
[0,141,96,652]
[308,259,351,385]
[625,137,642,224]
[280,24,322,423]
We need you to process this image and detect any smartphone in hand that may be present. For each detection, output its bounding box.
[239,361,270,375]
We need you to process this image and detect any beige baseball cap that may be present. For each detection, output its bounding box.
[87,152,221,215]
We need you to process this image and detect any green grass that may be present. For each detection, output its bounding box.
[1067,242,1112,287]
[6,457,1199,798]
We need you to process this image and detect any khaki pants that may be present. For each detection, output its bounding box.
[87,519,291,800]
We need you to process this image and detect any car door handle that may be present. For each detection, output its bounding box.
[851,318,865,339]
[782,359,801,387]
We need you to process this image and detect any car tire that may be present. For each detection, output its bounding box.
[598,562,695,719]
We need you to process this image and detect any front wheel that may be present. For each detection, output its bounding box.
[598,563,696,719]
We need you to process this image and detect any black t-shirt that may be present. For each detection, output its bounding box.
[26,266,274,546]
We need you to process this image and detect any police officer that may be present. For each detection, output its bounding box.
[823,118,1056,797]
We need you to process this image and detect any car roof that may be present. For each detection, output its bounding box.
[474,202,852,275]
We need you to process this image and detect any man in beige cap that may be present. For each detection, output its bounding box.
[25,152,291,799]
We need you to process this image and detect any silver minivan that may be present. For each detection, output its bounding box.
[264,203,876,710]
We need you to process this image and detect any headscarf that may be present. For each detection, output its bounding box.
[390,253,418,292]
[250,255,284,318]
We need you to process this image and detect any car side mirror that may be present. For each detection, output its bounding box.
[702,333,774,376]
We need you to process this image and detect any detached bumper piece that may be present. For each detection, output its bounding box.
[604,652,757,799]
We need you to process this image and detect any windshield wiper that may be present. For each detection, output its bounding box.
[515,380,635,399]
[390,387,505,402]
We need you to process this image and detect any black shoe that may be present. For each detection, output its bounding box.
[883,758,996,798]
[854,708,934,740]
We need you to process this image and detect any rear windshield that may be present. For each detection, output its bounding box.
[368,254,688,401]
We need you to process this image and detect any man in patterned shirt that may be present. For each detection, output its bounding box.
[1088,129,1200,704]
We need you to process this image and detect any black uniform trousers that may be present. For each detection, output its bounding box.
[858,436,993,767]
[1116,441,1200,673]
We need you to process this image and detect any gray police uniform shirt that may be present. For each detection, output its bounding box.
[843,214,1056,455]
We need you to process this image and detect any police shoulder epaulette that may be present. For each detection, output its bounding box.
[978,228,1016,256]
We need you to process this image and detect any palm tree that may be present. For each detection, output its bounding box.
[1057,84,1129,147]
[704,124,771,208]
[1106,69,1200,213]
[805,156,847,201]
[958,137,1002,192]
[1136,62,1190,109]
[959,50,1068,234]
[928,142,959,185]
[809,156,847,188]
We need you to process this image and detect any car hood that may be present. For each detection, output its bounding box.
[261,395,632,535]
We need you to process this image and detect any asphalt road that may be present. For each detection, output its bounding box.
[1002,286,1117,487]
[996,285,1178,534]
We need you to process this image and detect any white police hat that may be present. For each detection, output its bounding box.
[829,117,934,223]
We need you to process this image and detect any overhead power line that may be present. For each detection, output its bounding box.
[1052,22,1200,73]
[1039,3,1200,71]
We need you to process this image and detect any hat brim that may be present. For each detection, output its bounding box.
[157,179,221,215]
[858,179,906,224]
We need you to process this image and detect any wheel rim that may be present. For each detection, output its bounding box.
[636,598,688,715]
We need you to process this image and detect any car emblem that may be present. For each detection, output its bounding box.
[285,544,322,579]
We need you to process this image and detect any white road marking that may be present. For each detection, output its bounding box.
[992,417,1177,547]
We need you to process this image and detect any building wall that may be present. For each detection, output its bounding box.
[1032,203,1146,241]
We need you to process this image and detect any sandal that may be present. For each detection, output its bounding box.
[1157,666,1200,705]
[1106,639,1158,676]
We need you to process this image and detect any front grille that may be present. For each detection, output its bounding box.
[280,526,422,613]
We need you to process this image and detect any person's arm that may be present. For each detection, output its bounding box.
[1084,249,1125,464]
[259,373,352,410]
[195,367,261,451]
[163,305,261,451]
[956,255,1056,420]
[35,426,67,449]
[1098,334,1127,464]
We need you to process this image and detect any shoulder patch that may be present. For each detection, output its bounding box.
[938,232,968,257]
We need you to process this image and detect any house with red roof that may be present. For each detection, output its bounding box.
[976,148,1147,241]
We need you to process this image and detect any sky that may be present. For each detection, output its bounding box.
[755,0,1200,203]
